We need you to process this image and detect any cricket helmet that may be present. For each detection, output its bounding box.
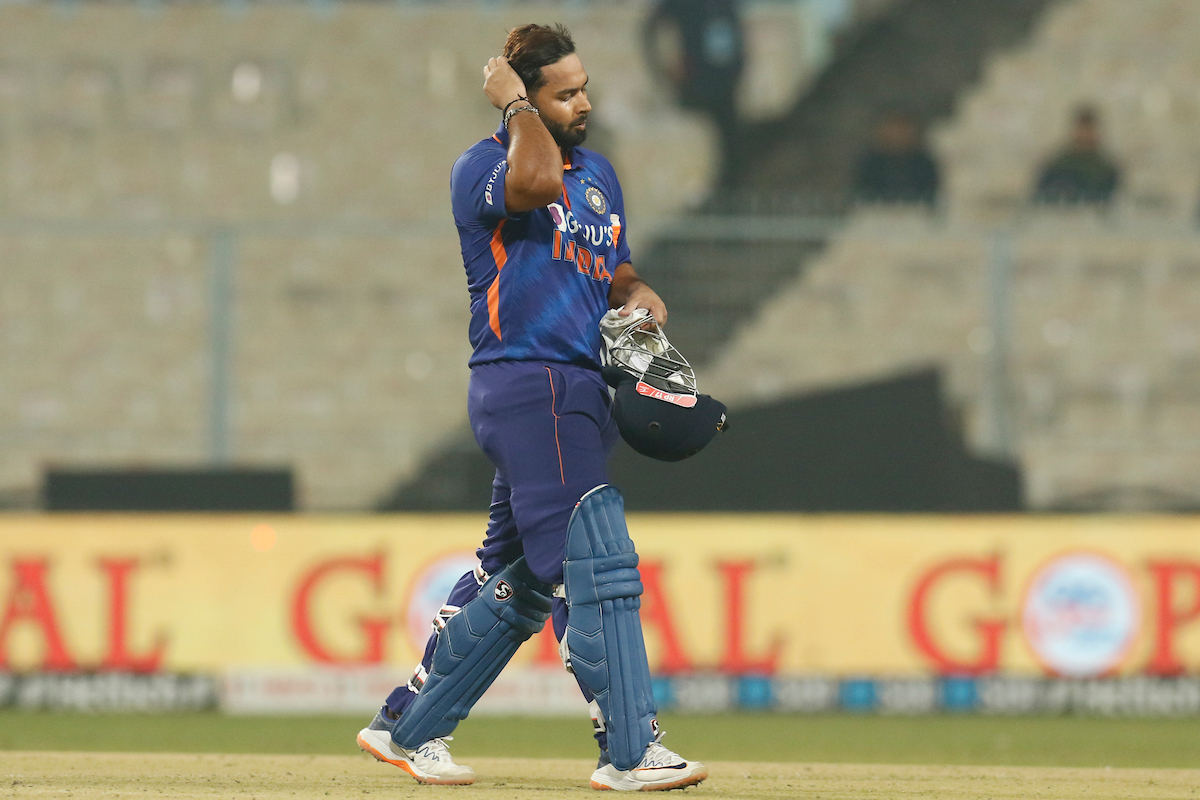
[600,310,728,462]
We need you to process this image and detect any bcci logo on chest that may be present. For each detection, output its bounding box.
[585,185,607,215]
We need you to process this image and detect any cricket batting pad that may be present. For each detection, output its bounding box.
[392,556,552,749]
[562,484,657,771]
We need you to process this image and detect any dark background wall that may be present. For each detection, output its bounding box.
[381,370,1021,513]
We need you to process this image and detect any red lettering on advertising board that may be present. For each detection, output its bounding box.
[717,560,784,674]
[98,558,168,672]
[907,556,1006,675]
[292,555,392,664]
[1146,561,1200,675]
[638,561,693,673]
[0,559,75,670]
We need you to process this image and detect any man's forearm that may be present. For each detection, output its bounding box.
[609,263,667,324]
[506,112,563,210]
[608,263,645,308]
[482,56,563,212]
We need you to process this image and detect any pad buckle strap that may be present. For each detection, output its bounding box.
[552,584,566,599]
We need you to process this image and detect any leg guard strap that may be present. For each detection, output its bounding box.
[392,556,551,749]
[562,485,657,772]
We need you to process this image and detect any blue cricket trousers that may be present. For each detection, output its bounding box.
[385,361,618,723]
[469,360,619,584]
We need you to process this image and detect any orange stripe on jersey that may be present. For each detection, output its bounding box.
[492,134,502,144]
[545,367,566,485]
[561,182,572,211]
[612,216,622,248]
[487,220,508,340]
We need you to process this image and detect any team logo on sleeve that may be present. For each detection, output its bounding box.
[585,186,607,216]
[484,160,506,207]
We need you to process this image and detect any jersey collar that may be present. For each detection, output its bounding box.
[492,122,580,171]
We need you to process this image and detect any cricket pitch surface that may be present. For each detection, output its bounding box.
[2,752,1196,799]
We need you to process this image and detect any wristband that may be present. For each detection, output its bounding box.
[503,104,540,129]
[502,96,529,115]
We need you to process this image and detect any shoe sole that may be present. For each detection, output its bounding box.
[356,732,475,786]
[590,766,708,791]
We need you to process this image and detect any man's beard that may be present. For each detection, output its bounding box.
[544,114,588,149]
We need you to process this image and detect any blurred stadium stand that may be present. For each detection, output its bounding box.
[6,0,1200,512]
[384,369,1022,512]
[0,1,734,510]
[728,0,1058,212]
[704,0,1200,511]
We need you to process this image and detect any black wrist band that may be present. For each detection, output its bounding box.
[503,96,529,115]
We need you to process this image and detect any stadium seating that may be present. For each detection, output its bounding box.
[937,0,1200,222]
[703,0,1200,510]
[0,3,715,510]
[12,0,1200,511]
[702,220,1200,510]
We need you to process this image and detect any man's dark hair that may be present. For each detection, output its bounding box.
[503,24,576,95]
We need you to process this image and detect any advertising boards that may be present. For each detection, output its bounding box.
[3,514,1200,713]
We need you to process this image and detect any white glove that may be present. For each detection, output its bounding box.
[599,307,694,392]
[600,308,660,376]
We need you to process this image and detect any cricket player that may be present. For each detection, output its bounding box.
[356,23,707,791]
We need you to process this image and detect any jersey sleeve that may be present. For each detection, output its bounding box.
[610,176,632,266]
[450,144,514,227]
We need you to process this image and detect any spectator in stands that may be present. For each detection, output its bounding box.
[1033,106,1120,206]
[644,0,744,186]
[852,112,940,207]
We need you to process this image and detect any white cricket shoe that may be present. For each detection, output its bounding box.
[356,727,475,786]
[590,741,707,791]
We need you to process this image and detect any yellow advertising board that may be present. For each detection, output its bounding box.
[3,514,1200,679]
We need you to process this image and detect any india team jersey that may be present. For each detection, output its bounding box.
[450,123,632,369]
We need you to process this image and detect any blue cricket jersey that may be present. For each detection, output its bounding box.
[450,122,632,369]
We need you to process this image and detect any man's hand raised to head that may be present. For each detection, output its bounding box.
[485,55,562,213]
[483,57,529,110]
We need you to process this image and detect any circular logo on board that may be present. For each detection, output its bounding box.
[1022,552,1139,678]
[494,580,514,602]
[404,551,480,655]
[585,185,607,216]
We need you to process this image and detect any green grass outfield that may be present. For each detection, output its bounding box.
[2,712,1199,769]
